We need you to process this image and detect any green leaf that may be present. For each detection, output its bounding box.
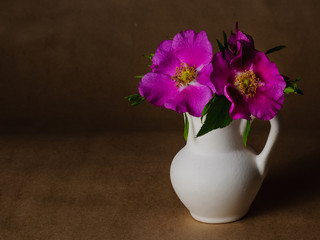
[296,88,304,95]
[125,93,145,106]
[243,120,251,147]
[196,95,232,137]
[265,45,286,55]
[142,53,154,61]
[216,39,225,52]
[134,75,144,79]
[184,113,189,141]
[223,31,228,50]
[284,82,304,95]
[282,74,290,82]
[201,95,216,123]
[284,86,295,94]
[283,75,303,94]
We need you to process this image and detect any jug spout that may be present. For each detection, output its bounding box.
[255,115,281,178]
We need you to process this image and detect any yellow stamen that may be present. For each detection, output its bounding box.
[234,70,261,98]
[171,63,197,88]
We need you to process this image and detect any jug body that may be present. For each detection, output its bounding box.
[170,114,279,223]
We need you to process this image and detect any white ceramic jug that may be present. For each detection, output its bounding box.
[170,113,280,223]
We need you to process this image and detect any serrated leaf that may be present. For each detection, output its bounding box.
[216,39,225,52]
[223,31,228,50]
[196,95,232,137]
[184,113,189,141]
[243,120,251,147]
[265,45,286,55]
[284,80,304,95]
[201,95,216,123]
[134,75,144,79]
[125,93,145,106]
[283,75,303,94]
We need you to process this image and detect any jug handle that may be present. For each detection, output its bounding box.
[240,115,281,178]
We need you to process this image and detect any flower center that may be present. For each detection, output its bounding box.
[234,70,261,98]
[171,63,197,88]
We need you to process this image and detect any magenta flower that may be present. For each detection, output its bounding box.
[138,30,215,117]
[228,22,254,55]
[211,24,286,121]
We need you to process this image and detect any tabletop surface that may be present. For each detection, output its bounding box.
[0,128,319,240]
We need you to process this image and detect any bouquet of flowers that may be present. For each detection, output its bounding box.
[126,23,302,145]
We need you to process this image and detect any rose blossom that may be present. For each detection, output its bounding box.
[138,30,215,117]
[211,23,286,121]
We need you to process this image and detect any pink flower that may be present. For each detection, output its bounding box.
[211,24,286,121]
[138,30,215,117]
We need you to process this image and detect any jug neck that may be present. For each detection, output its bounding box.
[186,113,244,153]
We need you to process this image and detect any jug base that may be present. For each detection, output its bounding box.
[190,209,249,224]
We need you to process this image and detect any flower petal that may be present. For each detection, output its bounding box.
[151,40,181,76]
[165,84,213,117]
[248,90,284,121]
[196,63,215,92]
[138,73,178,107]
[224,84,251,120]
[252,52,286,95]
[230,47,258,72]
[211,51,235,95]
[172,30,213,67]
[247,52,286,121]
[228,22,254,53]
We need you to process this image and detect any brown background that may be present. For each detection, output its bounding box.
[0,0,319,132]
[0,0,319,239]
